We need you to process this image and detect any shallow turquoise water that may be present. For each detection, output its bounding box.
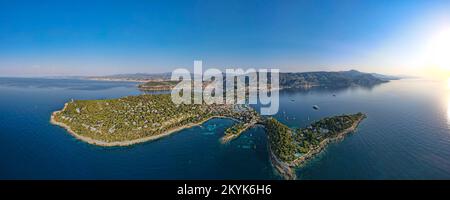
[0,77,449,179]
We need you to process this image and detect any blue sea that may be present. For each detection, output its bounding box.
[0,77,449,179]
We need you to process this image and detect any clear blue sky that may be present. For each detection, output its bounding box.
[1,0,450,76]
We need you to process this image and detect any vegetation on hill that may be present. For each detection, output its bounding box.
[266,113,366,163]
[266,118,298,162]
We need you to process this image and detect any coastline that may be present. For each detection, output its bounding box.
[138,87,173,91]
[51,101,365,180]
[85,78,148,83]
[268,145,297,180]
[50,104,238,147]
[269,114,366,179]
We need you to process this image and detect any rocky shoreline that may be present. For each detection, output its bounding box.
[268,145,297,180]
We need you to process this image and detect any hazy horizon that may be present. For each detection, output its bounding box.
[0,68,409,79]
[1,0,450,79]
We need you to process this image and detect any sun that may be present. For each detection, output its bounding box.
[426,28,450,71]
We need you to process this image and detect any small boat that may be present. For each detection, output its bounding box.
[312,105,320,110]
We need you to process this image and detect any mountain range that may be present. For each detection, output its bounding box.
[88,70,398,89]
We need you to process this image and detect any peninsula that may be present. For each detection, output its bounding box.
[51,93,365,179]
[265,113,366,179]
[138,80,180,91]
[50,94,259,146]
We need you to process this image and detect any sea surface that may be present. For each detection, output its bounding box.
[0,77,449,179]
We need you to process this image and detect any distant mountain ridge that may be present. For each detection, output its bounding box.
[88,72,172,82]
[88,70,397,88]
[279,70,392,89]
[369,72,401,81]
